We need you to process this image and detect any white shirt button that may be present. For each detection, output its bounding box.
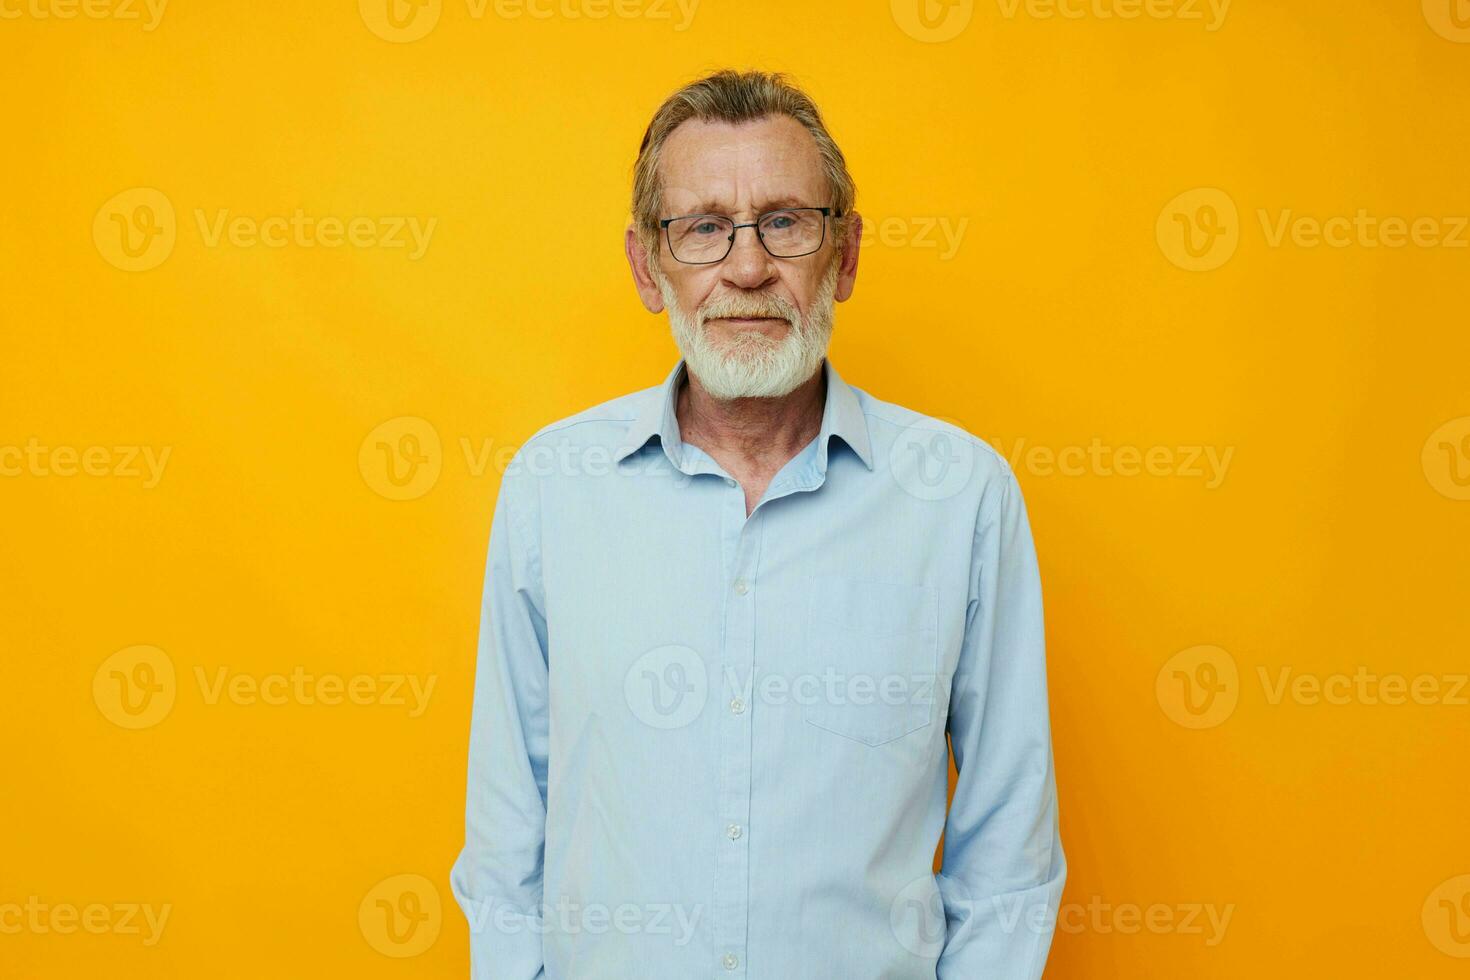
[725,477,737,487]
[723,952,739,970]
[733,578,749,596]
[729,697,745,714]
[726,823,742,840]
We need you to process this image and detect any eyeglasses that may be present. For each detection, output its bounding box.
[659,206,840,264]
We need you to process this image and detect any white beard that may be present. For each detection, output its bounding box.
[654,257,839,400]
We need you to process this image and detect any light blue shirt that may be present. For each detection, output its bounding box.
[450,357,1065,979]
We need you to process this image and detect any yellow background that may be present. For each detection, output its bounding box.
[3,0,1469,976]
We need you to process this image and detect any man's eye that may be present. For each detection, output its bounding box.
[691,221,724,235]
[766,215,795,230]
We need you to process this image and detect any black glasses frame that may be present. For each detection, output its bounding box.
[658,206,842,264]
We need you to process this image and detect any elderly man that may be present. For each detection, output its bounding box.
[450,69,1065,980]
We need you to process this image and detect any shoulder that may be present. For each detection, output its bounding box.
[848,381,1018,506]
[505,381,658,473]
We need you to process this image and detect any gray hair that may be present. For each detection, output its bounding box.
[631,69,857,260]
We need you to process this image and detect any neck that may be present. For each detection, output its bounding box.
[677,361,826,470]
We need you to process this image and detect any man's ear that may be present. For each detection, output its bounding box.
[625,224,666,314]
[834,211,862,303]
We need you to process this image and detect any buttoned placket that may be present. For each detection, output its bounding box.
[715,465,758,979]
[671,435,833,980]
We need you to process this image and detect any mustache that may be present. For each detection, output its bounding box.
[699,292,798,324]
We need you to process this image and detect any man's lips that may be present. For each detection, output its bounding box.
[709,316,787,324]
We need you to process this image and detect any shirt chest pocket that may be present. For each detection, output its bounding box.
[801,577,940,747]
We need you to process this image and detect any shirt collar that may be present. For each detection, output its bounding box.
[613,357,875,474]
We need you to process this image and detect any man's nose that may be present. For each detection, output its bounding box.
[721,223,778,290]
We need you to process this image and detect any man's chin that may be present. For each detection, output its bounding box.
[700,317,793,346]
[701,326,782,355]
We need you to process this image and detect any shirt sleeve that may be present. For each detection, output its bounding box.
[449,450,551,980]
[935,466,1067,979]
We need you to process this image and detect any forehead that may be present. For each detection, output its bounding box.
[657,114,827,216]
